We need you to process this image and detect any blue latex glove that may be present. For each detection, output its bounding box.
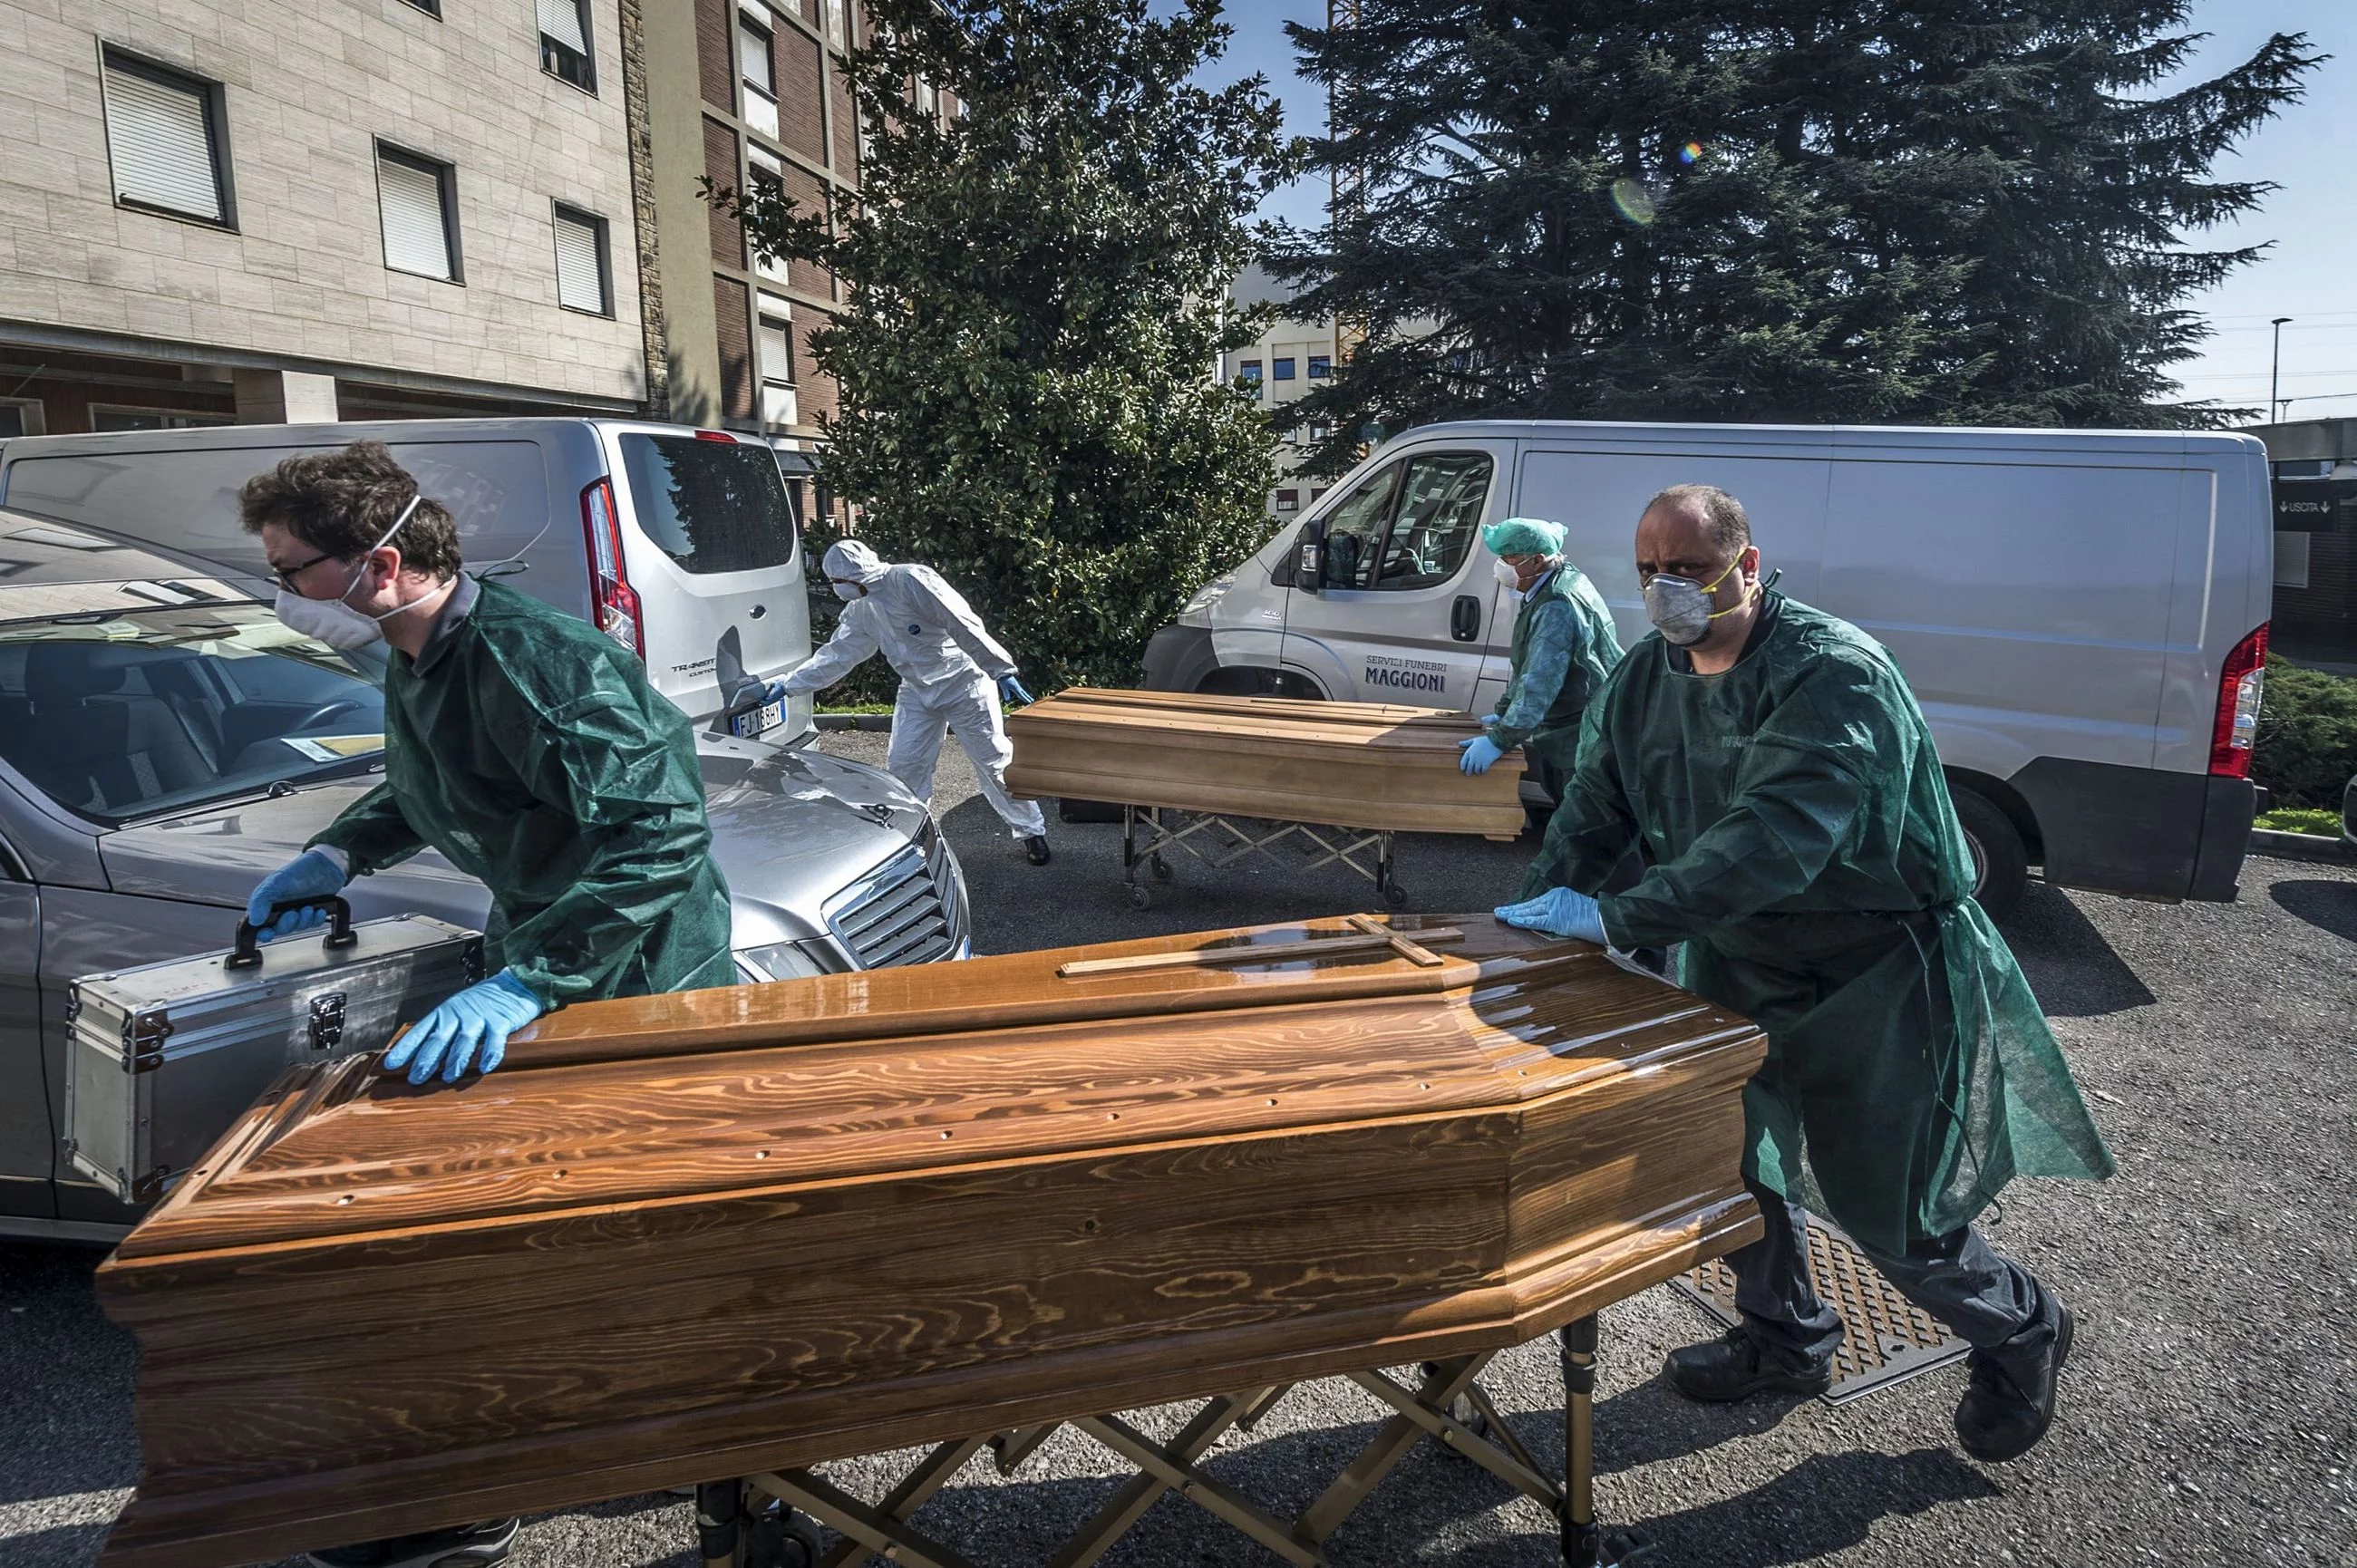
[383,971,544,1085]
[1494,886,1609,944]
[998,674,1034,706]
[244,848,349,942]
[728,675,789,716]
[1459,734,1506,775]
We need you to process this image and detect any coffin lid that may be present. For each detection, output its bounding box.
[113,915,1757,1261]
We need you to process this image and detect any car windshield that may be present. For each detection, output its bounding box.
[0,605,385,828]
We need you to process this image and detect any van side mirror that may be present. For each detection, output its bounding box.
[1295,519,1324,595]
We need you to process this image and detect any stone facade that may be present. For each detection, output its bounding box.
[0,0,647,427]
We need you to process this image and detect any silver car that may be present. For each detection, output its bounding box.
[0,518,965,1244]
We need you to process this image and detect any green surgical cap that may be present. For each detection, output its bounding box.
[1482,518,1566,558]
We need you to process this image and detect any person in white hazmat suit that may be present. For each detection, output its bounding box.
[746,539,1052,864]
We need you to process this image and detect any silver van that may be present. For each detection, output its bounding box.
[0,418,817,738]
[1145,420,2274,915]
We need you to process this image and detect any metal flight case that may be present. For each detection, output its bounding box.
[63,897,485,1205]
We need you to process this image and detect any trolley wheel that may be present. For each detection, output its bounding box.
[744,1503,820,1568]
[1382,879,1410,909]
[1129,883,1153,911]
[1149,854,1174,883]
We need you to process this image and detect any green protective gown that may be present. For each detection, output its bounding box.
[1489,563,1624,798]
[1528,592,2113,1254]
[310,579,735,1007]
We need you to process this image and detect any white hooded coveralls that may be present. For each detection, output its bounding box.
[782,540,1046,838]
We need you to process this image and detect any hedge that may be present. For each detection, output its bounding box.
[2253,655,2357,809]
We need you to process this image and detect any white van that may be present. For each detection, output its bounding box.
[1143,421,2274,915]
[0,419,817,738]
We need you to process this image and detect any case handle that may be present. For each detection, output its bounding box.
[226,896,357,971]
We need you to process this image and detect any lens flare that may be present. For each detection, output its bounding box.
[1610,177,1656,226]
[1679,140,1703,165]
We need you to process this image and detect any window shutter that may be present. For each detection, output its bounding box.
[538,0,589,53]
[757,308,792,383]
[103,65,221,220]
[555,209,606,313]
[378,153,452,279]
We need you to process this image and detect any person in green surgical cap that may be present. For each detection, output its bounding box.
[1499,483,2112,1466]
[1457,517,1624,806]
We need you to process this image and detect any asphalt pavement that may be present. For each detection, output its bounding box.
[2,729,2350,1568]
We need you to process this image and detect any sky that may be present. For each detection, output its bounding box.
[1208,1,2352,422]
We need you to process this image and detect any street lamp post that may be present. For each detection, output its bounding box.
[2271,316,2293,422]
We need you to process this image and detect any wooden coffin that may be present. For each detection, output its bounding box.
[1004,687,1528,837]
[96,915,1764,1568]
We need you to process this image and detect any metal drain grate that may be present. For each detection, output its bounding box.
[1669,1218,1967,1404]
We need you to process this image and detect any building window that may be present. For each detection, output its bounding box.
[739,16,778,139]
[553,204,611,315]
[100,49,234,227]
[0,400,44,438]
[822,0,846,48]
[1308,354,1332,380]
[1273,357,1296,381]
[539,0,596,92]
[1238,361,1262,397]
[375,143,461,282]
[758,295,797,427]
[90,407,232,431]
[747,148,789,284]
[1275,489,1299,513]
[402,0,440,15]
[1310,488,1329,504]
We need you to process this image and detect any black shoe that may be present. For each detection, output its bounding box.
[306,1519,519,1568]
[1956,1300,2074,1462]
[1664,1325,1834,1403]
[1024,835,1052,865]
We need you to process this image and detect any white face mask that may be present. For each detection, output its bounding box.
[273,496,429,650]
[830,579,865,601]
[1492,557,1522,591]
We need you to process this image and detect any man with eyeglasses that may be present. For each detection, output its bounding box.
[236,440,734,1567]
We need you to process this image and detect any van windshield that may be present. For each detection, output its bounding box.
[0,605,385,828]
[618,433,799,576]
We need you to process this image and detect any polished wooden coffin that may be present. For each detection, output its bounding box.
[96,915,1763,1568]
[1004,687,1528,837]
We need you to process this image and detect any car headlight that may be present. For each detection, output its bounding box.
[1179,573,1236,620]
[733,940,830,982]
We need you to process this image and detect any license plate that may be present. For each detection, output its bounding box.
[730,699,783,740]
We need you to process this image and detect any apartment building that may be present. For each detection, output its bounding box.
[0,0,650,434]
[1224,262,1347,519]
[635,0,868,468]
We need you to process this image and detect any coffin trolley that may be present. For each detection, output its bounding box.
[95,915,1763,1568]
[1003,689,1528,909]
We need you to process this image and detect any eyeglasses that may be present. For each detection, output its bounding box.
[270,550,344,595]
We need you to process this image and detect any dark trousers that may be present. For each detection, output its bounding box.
[1731,1179,2058,1372]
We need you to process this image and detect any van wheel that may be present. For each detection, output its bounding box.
[1951,789,2028,918]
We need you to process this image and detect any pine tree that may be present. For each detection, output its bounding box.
[1270,1,2320,469]
[720,0,1289,688]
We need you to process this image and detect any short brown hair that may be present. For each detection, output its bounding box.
[1646,483,1751,557]
[239,441,463,581]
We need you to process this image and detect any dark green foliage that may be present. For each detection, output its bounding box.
[1270,2,2321,474]
[2254,656,2357,809]
[718,0,1288,688]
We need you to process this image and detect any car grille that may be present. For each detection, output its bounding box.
[824,824,967,969]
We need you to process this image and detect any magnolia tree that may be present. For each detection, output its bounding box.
[722,0,1289,689]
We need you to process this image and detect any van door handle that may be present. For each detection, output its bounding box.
[1450,595,1481,642]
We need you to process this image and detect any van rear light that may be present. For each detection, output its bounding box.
[2208,622,2268,778]
[694,430,737,443]
[580,478,644,655]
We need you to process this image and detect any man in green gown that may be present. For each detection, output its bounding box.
[1455,518,1624,805]
[1499,483,2112,1464]
[238,442,734,1566]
